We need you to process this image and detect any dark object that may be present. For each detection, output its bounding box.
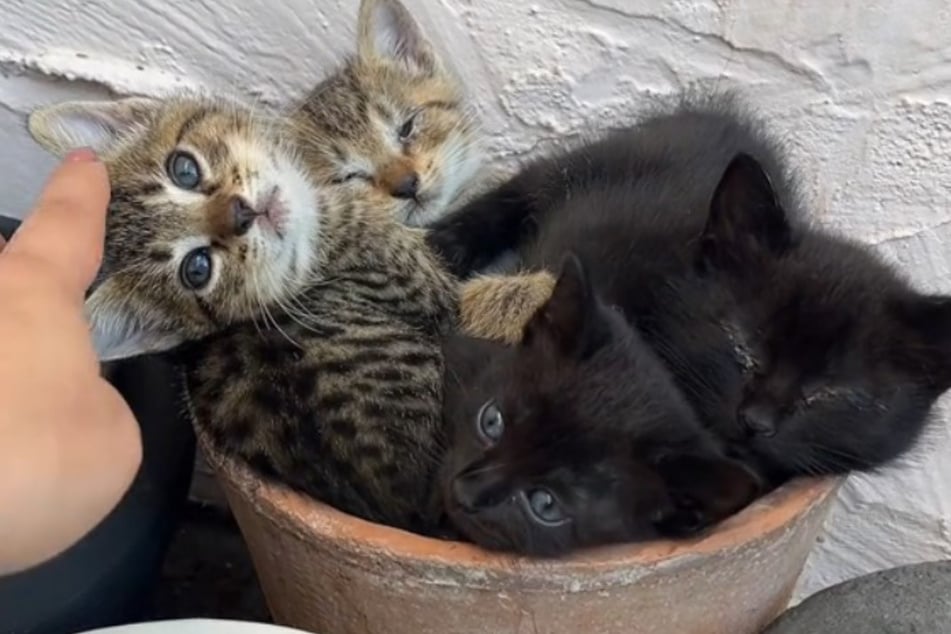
[143,502,270,622]
[439,257,761,556]
[427,93,951,497]
[762,560,951,633]
[0,215,197,634]
[0,215,19,243]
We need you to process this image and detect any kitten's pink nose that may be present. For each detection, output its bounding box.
[231,196,257,236]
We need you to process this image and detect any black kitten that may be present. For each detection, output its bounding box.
[439,255,760,556]
[427,94,797,279]
[697,154,951,482]
[431,93,951,496]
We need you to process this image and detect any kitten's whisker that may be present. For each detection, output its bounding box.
[262,298,300,350]
[249,247,288,345]
[463,461,506,478]
[242,271,264,339]
[261,264,330,336]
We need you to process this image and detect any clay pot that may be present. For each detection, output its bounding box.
[198,432,842,634]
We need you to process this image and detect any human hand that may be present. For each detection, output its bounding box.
[0,149,142,575]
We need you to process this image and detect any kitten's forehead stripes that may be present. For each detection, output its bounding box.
[139,181,164,196]
[147,248,173,263]
[200,141,231,174]
[331,144,347,162]
[373,102,395,121]
[373,99,460,123]
[420,99,459,112]
[176,108,212,144]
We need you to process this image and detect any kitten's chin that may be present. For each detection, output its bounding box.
[402,188,454,227]
[258,180,321,295]
[401,199,435,227]
[408,146,483,227]
[444,508,515,554]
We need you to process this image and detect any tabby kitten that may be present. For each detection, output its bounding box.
[431,93,951,539]
[289,0,484,227]
[24,0,491,531]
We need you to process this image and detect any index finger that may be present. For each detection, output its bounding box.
[5,149,110,296]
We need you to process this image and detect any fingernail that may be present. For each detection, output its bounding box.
[66,147,99,163]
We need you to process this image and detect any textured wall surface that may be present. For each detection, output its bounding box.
[2,0,950,603]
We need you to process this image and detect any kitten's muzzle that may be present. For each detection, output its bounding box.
[231,196,257,236]
[390,172,420,200]
[451,463,509,513]
[738,401,778,437]
[230,188,285,237]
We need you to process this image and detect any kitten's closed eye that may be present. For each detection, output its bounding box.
[331,171,373,185]
[798,378,852,406]
[397,113,416,141]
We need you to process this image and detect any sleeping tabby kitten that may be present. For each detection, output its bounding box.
[289,0,484,227]
[430,95,951,552]
[24,0,503,532]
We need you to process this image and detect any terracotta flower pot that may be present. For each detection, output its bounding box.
[197,431,842,634]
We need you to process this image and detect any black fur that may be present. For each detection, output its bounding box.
[439,256,761,556]
[698,153,951,481]
[432,94,951,553]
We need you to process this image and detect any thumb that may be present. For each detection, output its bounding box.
[5,149,110,299]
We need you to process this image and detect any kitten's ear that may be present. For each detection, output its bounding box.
[523,253,604,359]
[28,97,159,156]
[890,293,951,390]
[357,0,438,74]
[85,283,184,361]
[652,452,762,537]
[701,153,791,270]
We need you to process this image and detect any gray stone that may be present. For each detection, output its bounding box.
[763,560,951,634]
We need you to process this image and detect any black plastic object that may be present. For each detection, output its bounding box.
[0,215,197,633]
[0,215,19,243]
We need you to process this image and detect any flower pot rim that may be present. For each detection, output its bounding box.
[199,430,844,582]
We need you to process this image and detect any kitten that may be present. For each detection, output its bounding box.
[697,153,951,484]
[23,0,500,532]
[29,90,457,530]
[440,255,760,556]
[431,94,951,501]
[289,0,484,227]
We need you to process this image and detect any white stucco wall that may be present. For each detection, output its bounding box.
[2,0,950,604]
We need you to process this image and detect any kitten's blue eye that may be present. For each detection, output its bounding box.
[180,247,212,290]
[477,400,504,443]
[525,488,567,525]
[167,151,201,190]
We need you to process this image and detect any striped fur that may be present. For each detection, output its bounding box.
[184,189,460,530]
[30,91,462,530]
[25,0,551,531]
[288,0,484,227]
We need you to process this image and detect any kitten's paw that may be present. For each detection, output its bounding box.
[459,271,557,344]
